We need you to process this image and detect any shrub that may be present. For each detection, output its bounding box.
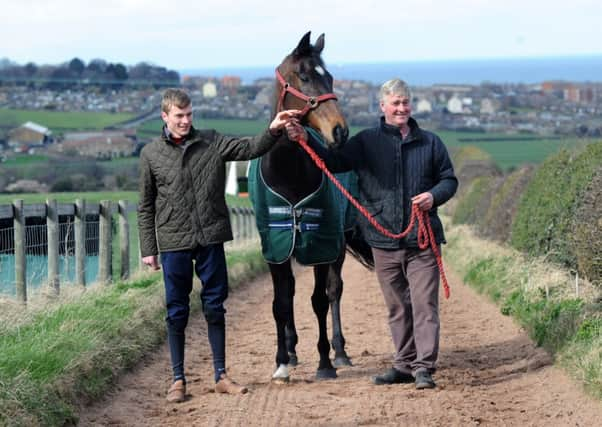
[452,176,495,225]
[511,142,602,269]
[482,165,535,242]
[450,145,493,173]
[575,317,602,342]
[570,168,602,287]
[446,146,500,216]
[527,298,584,350]
[474,176,505,234]
[463,256,510,302]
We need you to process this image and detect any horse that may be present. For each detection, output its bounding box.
[248,32,361,383]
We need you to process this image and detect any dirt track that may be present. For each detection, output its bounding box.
[80,257,602,426]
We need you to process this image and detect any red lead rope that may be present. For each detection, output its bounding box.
[294,135,451,299]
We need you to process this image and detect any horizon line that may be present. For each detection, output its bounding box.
[179,53,602,71]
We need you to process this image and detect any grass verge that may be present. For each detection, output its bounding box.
[0,247,268,427]
[444,220,601,399]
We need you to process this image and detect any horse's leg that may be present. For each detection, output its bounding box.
[313,264,337,380]
[328,246,352,367]
[285,304,299,366]
[269,261,295,383]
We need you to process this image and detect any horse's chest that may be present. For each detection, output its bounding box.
[261,151,322,205]
[249,158,343,265]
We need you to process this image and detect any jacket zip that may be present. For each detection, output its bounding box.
[181,140,205,245]
[395,134,401,237]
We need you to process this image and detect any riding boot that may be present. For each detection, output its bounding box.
[207,318,226,382]
[167,322,186,383]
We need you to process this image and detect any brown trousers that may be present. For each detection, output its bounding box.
[372,246,440,375]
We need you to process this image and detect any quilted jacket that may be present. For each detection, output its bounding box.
[138,126,279,257]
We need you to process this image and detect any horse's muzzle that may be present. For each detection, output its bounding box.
[332,124,349,148]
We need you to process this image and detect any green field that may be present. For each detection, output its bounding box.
[139,118,593,171]
[1,154,48,165]
[137,118,364,140]
[0,191,139,205]
[95,156,140,170]
[2,108,596,172]
[437,130,593,171]
[137,118,270,139]
[0,109,135,132]
[0,154,140,183]
[0,191,251,207]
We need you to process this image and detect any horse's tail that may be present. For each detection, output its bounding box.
[344,226,374,270]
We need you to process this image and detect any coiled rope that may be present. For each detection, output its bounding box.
[294,135,450,299]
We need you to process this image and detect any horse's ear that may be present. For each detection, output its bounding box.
[293,31,312,57]
[314,34,325,54]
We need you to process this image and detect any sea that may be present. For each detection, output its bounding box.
[180,55,602,86]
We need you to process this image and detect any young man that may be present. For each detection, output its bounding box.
[286,78,458,389]
[138,88,299,402]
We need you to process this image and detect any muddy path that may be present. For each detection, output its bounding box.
[80,257,601,426]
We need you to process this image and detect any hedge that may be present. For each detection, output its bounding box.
[511,142,602,271]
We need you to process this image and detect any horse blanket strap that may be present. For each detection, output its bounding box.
[248,157,343,265]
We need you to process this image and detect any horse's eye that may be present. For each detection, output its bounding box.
[298,72,310,82]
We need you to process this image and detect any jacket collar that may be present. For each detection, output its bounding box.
[161,125,199,145]
[379,117,421,143]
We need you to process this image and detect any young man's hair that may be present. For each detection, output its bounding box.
[379,78,412,102]
[161,88,191,114]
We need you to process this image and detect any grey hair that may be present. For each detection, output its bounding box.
[379,79,412,102]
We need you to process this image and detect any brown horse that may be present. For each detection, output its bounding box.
[248,32,353,382]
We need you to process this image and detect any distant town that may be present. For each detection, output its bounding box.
[1,57,601,194]
[158,75,602,137]
[2,57,602,161]
[3,77,602,137]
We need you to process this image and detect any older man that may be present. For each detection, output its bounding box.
[286,78,458,389]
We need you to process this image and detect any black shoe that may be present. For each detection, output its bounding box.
[372,368,414,385]
[415,370,436,389]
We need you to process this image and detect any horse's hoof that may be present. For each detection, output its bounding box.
[288,353,298,367]
[316,368,337,380]
[272,364,290,384]
[333,356,353,367]
[271,376,290,385]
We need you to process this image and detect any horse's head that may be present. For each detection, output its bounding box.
[275,32,348,149]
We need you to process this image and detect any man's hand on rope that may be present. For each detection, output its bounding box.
[284,119,307,142]
[412,192,434,211]
[269,110,303,137]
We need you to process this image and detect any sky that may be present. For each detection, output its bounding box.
[2,0,602,69]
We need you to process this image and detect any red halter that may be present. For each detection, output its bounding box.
[275,67,338,117]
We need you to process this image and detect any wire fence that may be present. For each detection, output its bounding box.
[0,201,259,301]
